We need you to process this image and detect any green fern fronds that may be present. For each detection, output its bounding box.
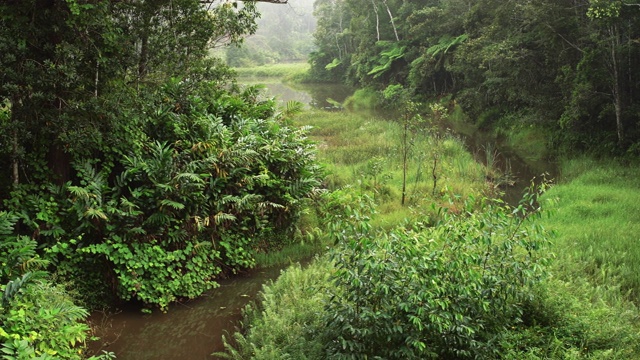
[213,212,237,225]
[160,199,186,210]
[84,208,108,221]
[2,272,35,307]
[0,211,19,235]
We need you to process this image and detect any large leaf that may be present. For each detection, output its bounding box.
[325,58,342,70]
[367,44,406,78]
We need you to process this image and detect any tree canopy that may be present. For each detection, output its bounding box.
[0,1,321,357]
[310,0,640,153]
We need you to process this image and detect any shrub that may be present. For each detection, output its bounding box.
[0,212,113,359]
[219,259,333,360]
[323,189,551,359]
[4,81,323,310]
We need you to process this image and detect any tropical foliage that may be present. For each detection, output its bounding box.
[0,0,322,357]
[310,0,640,153]
[223,186,564,359]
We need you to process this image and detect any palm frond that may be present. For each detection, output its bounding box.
[160,199,186,210]
[213,212,237,225]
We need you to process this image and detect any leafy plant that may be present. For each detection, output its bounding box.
[0,213,107,360]
[324,187,551,359]
[367,42,407,78]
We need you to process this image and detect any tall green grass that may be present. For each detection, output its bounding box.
[216,259,332,360]
[233,62,310,81]
[294,109,488,228]
[513,156,640,359]
[541,157,640,303]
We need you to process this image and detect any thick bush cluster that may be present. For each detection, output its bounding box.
[323,191,550,359]
[223,187,556,359]
[0,212,113,359]
[4,82,321,310]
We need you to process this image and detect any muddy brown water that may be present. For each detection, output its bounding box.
[88,266,285,359]
[88,80,556,359]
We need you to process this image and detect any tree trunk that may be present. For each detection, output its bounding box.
[371,0,380,41]
[401,121,408,205]
[609,24,624,146]
[47,144,71,186]
[381,0,399,41]
[11,129,19,186]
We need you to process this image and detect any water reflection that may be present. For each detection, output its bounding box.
[89,266,284,360]
[241,79,353,110]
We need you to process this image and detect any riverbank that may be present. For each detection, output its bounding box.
[221,155,640,359]
[295,108,490,227]
[233,63,310,82]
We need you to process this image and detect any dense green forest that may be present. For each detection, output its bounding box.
[0,1,320,358]
[2,0,640,359]
[308,0,640,154]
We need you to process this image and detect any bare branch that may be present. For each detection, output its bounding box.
[199,0,288,3]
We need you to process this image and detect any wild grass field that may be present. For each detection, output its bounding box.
[294,109,489,228]
[233,62,310,81]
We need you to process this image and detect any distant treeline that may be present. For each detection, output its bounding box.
[226,0,317,66]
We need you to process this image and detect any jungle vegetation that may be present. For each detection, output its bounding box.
[2,0,640,359]
[0,1,321,358]
[219,0,640,359]
[308,0,640,155]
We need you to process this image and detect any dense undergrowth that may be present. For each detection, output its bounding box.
[220,101,640,359]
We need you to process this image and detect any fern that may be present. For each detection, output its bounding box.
[282,100,305,119]
[0,211,19,235]
[119,197,142,215]
[67,186,91,200]
[426,34,468,57]
[288,177,320,199]
[193,241,212,254]
[368,43,407,78]
[325,58,342,70]
[160,199,186,210]
[144,212,172,228]
[257,201,285,210]
[84,207,109,220]
[213,212,237,225]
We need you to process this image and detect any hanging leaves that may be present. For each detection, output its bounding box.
[367,42,407,78]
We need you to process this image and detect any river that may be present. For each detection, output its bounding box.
[88,79,555,359]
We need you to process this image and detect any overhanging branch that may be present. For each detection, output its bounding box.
[200,0,288,3]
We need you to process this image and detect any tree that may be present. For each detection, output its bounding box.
[310,0,640,152]
[0,0,322,312]
[586,0,640,147]
[0,0,260,188]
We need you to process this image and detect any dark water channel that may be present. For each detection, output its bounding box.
[90,79,556,359]
[89,266,284,359]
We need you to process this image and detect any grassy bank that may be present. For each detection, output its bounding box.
[541,157,640,301]
[540,157,640,330]
[219,87,640,358]
[233,62,310,81]
[223,155,640,359]
[527,157,640,358]
[294,109,489,228]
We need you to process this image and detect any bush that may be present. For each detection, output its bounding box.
[323,189,551,359]
[0,212,112,360]
[219,259,333,360]
[3,81,323,310]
